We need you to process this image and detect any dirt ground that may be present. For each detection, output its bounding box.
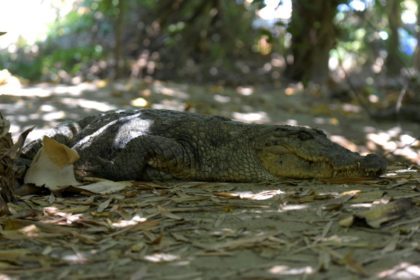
[0,80,419,279]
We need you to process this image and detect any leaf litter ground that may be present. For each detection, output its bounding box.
[0,80,419,279]
[1,167,419,279]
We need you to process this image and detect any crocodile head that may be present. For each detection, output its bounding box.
[255,126,387,179]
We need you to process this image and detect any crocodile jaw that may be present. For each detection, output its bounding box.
[258,146,387,179]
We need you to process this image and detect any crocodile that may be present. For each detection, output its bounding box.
[21,109,387,182]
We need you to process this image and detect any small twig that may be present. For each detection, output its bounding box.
[336,50,373,117]
[395,84,408,113]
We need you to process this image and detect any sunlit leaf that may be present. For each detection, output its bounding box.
[24,136,80,190]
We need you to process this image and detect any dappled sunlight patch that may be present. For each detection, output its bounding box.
[285,119,299,126]
[152,82,189,99]
[0,82,97,97]
[366,127,420,164]
[341,103,362,113]
[18,224,40,238]
[383,167,418,177]
[39,104,56,113]
[330,135,358,152]
[152,99,186,111]
[213,94,231,103]
[216,189,284,200]
[236,86,254,96]
[232,111,270,123]
[61,97,116,112]
[130,97,149,107]
[41,111,67,122]
[348,203,375,209]
[315,234,360,245]
[144,253,180,263]
[269,265,314,276]
[43,206,82,225]
[377,262,420,279]
[278,204,309,212]
[51,83,97,96]
[284,83,304,96]
[111,214,147,228]
[62,252,89,264]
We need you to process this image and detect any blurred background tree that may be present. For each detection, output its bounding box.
[0,0,419,89]
[286,0,344,84]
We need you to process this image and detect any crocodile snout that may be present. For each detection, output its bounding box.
[360,153,387,176]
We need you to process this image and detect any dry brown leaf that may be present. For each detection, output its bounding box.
[381,234,399,253]
[97,198,113,212]
[108,220,160,238]
[0,261,18,270]
[321,177,381,184]
[338,215,354,227]
[342,252,368,276]
[43,136,79,167]
[158,206,184,220]
[0,248,31,262]
[206,233,273,251]
[350,190,385,203]
[24,136,80,190]
[356,198,413,228]
[1,218,97,244]
[76,179,132,194]
[6,126,33,160]
[322,190,360,211]
[317,250,331,272]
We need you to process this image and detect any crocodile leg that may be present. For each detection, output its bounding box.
[90,135,192,181]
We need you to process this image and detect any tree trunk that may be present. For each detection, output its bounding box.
[286,0,341,84]
[113,0,125,79]
[414,0,420,70]
[385,0,402,76]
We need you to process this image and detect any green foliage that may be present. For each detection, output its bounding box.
[42,46,104,77]
[0,0,414,84]
[153,0,266,81]
[0,45,104,81]
[48,11,94,38]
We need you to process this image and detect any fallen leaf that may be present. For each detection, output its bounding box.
[0,248,31,262]
[350,190,385,203]
[338,215,354,227]
[0,261,18,269]
[43,136,79,167]
[24,136,80,190]
[323,190,360,211]
[356,198,413,228]
[317,249,331,272]
[342,252,368,276]
[97,198,113,212]
[76,180,132,194]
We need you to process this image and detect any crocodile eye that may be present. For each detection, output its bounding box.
[297,131,314,141]
[314,129,326,137]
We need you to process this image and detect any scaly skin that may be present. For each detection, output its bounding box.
[21,109,387,182]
